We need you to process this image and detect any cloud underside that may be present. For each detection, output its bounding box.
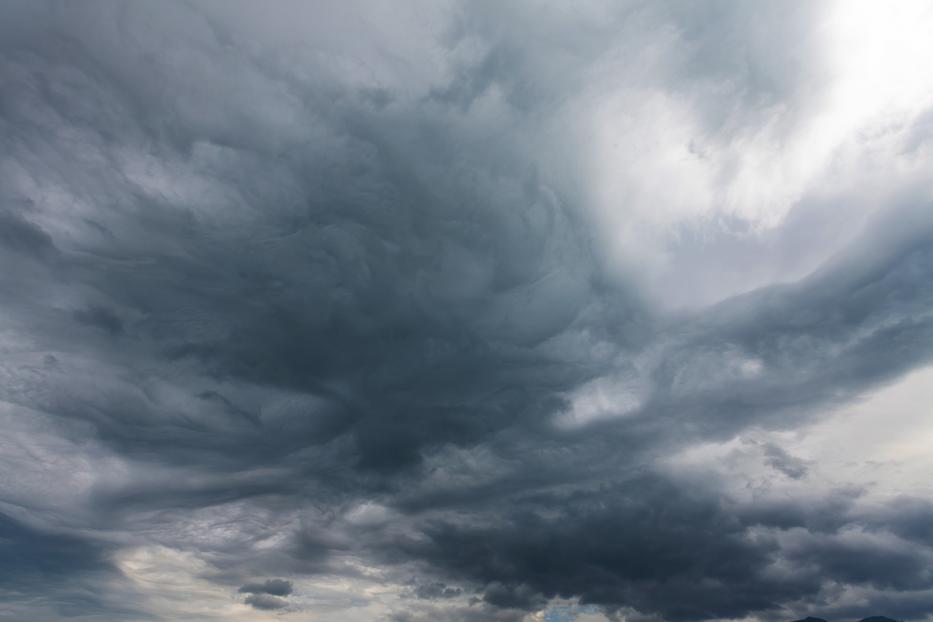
[2,1,933,621]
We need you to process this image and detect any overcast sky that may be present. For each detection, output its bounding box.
[3,1,933,621]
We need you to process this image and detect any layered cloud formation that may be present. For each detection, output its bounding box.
[2,1,933,621]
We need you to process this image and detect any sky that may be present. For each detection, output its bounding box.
[2,1,933,621]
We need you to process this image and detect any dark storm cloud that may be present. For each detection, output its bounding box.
[786,536,931,592]
[0,513,150,620]
[875,499,933,548]
[403,475,812,620]
[2,1,933,621]
[239,577,295,611]
[73,305,125,336]
[409,581,463,601]
[0,1,609,498]
[0,513,111,584]
[239,579,293,597]
[0,206,58,262]
[244,593,289,610]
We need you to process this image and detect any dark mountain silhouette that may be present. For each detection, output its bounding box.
[792,617,901,622]
[792,617,829,622]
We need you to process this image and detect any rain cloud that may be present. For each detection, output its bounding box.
[2,1,933,621]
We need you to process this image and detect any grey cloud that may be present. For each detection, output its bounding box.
[787,535,932,592]
[0,206,58,262]
[73,305,124,336]
[239,577,294,611]
[244,593,289,610]
[0,513,150,620]
[0,0,600,475]
[0,513,112,586]
[761,443,809,480]
[410,581,463,601]
[482,582,547,611]
[395,474,933,620]
[403,475,810,620]
[2,1,933,621]
[239,578,293,597]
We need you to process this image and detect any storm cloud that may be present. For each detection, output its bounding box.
[2,1,933,621]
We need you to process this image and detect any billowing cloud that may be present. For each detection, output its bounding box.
[2,1,933,621]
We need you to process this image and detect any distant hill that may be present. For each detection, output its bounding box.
[791,617,901,622]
